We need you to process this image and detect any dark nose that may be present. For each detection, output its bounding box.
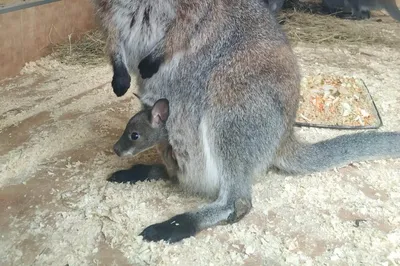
[113,144,121,157]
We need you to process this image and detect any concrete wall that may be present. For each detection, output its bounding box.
[0,0,96,80]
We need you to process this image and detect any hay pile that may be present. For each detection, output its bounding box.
[52,30,108,65]
[51,10,400,65]
[280,10,400,47]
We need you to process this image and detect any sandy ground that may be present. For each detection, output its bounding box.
[0,40,400,265]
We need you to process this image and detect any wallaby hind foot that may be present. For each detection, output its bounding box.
[140,213,197,243]
[140,197,252,243]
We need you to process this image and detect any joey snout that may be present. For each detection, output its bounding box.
[113,135,132,157]
[113,143,122,157]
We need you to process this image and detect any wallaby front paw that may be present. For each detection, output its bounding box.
[139,214,197,243]
[138,55,162,79]
[111,73,131,97]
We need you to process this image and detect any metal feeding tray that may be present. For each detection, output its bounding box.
[294,76,383,130]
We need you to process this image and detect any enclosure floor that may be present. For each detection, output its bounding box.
[0,43,399,265]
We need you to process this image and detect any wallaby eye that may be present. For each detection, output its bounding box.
[131,132,140,140]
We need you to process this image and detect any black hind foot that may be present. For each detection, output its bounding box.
[108,164,168,184]
[140,213,197,243]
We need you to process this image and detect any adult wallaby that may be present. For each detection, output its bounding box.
[110,98,178,184]
[323,0,400,21]
[94,0,400,243]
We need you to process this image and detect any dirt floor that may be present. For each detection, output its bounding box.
[1,21,400,266]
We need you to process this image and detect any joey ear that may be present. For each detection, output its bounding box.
[151,99,169,128]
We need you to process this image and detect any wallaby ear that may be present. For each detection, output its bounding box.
[151,99,169,128]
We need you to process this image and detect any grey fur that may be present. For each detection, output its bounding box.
[95,0,400,243]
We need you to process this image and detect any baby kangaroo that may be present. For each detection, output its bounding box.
[109,98,178,184]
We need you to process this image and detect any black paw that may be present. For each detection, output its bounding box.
[139,214,197,243]
[107,164,154,184]
[111,73,131,97]
[138,55,163,79]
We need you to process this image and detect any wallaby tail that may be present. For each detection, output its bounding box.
[383,0,400,21]
[274,131,400,174]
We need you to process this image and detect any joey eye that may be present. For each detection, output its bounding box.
[131,132,140,140]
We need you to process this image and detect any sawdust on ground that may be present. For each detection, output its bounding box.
[0,41,399,265]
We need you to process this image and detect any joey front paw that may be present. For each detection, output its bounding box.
[139,214,197,243]
[107,164,167,184]
[111,74,131,97]
[107,169,139,184]
[107,164,153,184]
